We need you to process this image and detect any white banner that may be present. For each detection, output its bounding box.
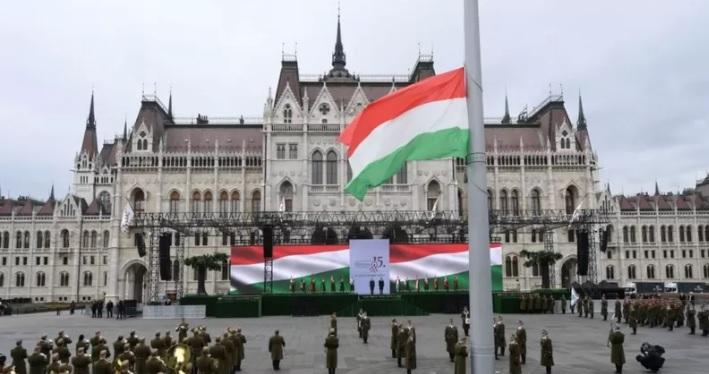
[349,239,390,295]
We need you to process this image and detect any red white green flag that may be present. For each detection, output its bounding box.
[339,67,468,200]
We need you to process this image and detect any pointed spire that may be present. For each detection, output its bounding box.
[501,94,511,124]
[86,91,96,129]
[655,181,660,196]
[49,185,55,201]
[167,90,173,119]
[123,119,127,140]
[331,9,346,70]
[577,94,587,130]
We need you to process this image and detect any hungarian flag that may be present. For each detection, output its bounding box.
[339,67,468,200]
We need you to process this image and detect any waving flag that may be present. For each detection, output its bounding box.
[339,67,468,199]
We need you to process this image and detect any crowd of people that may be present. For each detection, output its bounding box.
[286,275,464,294]
[88,300,130,320]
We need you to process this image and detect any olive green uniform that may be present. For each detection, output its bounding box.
[10,345,28,374]
[453,341,467,374]
[324,334,339,373]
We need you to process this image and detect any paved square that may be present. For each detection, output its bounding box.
[0,311,706,373]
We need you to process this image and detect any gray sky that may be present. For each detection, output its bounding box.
[1,0,708,200]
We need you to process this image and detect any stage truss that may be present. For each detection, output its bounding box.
[131,209,610,303]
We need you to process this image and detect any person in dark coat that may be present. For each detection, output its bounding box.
[71,348,91,374]
[133,339,151,374]
[444,319,458,362]
[608,325,625,374]
[93,351,112,374]
[105,300,114,319]
[268,330,285,371]
[615,299,623,323]
[390,319,399,358]
[145,352,167,374]
[330,275,336,293]
[11,340,28,374]
[508,334,521,374]
[560,295,567,314]
[404,335,416,374]
[493,317,505,360]
[515,320,527,364]
[338,277,345,292]
[27,347,48,374]
[636,343,665,372]
[378,277,385,295]
[195,348,216,374]
[687,305,697,335]
[396,325,408,368]
[233,328,246,372]
[540,330,554,374]
[453,337,468,374]
[324,329,338,374]
[601,295,608,321]
[360,313,371,344]
[369,278,375,295]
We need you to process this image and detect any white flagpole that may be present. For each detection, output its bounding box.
[464,0,495,373]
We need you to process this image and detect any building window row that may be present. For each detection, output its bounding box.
[488,187,544,215]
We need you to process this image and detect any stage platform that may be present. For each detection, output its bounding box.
[179,289,570,318]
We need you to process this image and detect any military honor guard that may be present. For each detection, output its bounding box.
[360,312,371,344]
[453,337,468,374]
[324,329,339,374]
[444,319,458,362]
[540,330,554,374]
[404,333,416,374]
[515,320,526,365]
[493,316,505,360]
[461,307,471,336]
[70,348,91,374]
[268,330,285,371]
[608,324,625,374]
[508,334,521,374]
[390,319,399,359]
[11,341,28,374]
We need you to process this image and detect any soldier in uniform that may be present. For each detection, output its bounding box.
[360,312,371,344]
[163,332,174,351]
[601,295,608,321]
[583,296,590,318]
[74,335,89,357]
[560,295,567,314]
[219,334,234,374]
[299,279,306,293]
[540,330,553,374]
[112,336,126,367]
[444,319,458,362]
[608,325,625,374]
[453,337,468,374]
[628,305,638,335]
[46,354,63,374]
[390,319,399,358]
[698,305,709,336]
[519,294,527,313]
[93,351,112,374]
[11,340,28,374]
[589,296,595,319]
[53,338,71,364]
[330,313,338,336]
[195,348,216,374]
[622,297,630,324]
[397,325,408,368]
[38,336,53,358]
[268,330,285,371]
[541,295,549,314]
[516,320,527,365]
[687,305,697,335]
[508,334,521,374]
[177,319,190,343]
[289,276,295,293]
[149,333,163,359]
[404,334,416,374]
[330,275,336,293]
[321,277,326,293]
[356,309,364,338]
[614,298,622,323]
[89,332,102,351]
[132,339,151,374]
[127,331,140,351]
[324,329,338,374]
[27,346,48,374]
[71,348,91,374]
[461,307,470,337]
[145,351,166,374]
[91,338,110,369]
[233,328,246,372]
[186,330,205,372]
[548,295,555,314]
[533,293,542,314]
[493,316,505,360]
[207,338,226,374]
[117,343,135,372]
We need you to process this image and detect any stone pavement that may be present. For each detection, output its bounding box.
[0,310,706,373]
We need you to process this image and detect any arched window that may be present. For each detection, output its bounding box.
[192,191,202,213]
[203,191,213,214]
[679,225,685,242]
[665,264,674,279]
[83,271,93,287]
[347,163,353,182]
[630,226,636,243]
[82,230,89,248]
[24,231,30,248]
[251,190,261,212]
[36,272,46,287]
[668,225,674,242]
[98,191,111,213]
[705,226,709,243]
[647,265,655,279]
[607,225,614,242]
[1,231,8,249]
[59,272,70,287]
[15,272,25,287]
[532,262,540,277]
[280,181,294,212]
[686,225,692,242]
[505,256,511,277]
[283,103,293,124]
[660,226,666,242]
[627,265,636,279]
[0,273,3,287]
[530,188,542,215]
[231,191,240,213]
[487,189,494,212]
[641,226,648,243]
[36,231,43,249]
[510,190,520,216]
[649,226,655,243]
[132,188,145,213]
[103,230,110,248]
[699,226,705,242]
[622,226,629,243]
[396,163,408,184]
[311,151,323,185]
[606,265,615,280]
[61,230,70,248]
[703,263,709,279]
[90,231,97,248]
[219,191,229,217]
[499,190,509,215]
[565,186,578,215]
[427,181,441,211]
[169,191,180,214]
[172,260,180,281]
[684,264,693,279]
[326,151,338,185]
[44,230,50,249]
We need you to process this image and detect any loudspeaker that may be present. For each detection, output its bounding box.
[576,230,589,276]
[159,233,172,281]
[263,226,273,258]
[599,226,610,252]
[136,233,146,257]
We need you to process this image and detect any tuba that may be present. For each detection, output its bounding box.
[166,344,191,374]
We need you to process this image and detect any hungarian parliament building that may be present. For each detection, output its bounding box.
[1,19,708,303]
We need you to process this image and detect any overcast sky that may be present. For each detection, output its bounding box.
[1,0,708,200]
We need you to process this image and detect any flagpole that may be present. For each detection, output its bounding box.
[463,0,495,373]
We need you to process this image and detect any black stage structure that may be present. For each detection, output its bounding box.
[130,209,610,303]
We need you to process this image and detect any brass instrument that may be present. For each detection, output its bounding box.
[166,344,191,374]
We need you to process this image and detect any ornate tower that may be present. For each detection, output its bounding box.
[73,93,98,201]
